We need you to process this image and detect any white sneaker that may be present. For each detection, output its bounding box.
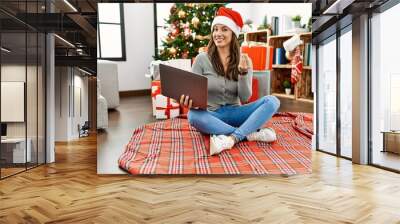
[246,128,277,142]
[210,135,235,156]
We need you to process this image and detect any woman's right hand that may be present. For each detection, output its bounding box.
[179,94,199,109]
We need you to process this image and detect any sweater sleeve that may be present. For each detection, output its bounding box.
[238,57,253,103]
[191,53,204,75]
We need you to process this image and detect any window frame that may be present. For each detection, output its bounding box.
[97,3,126,61]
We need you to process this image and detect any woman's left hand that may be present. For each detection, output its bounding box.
[238,53,250,75]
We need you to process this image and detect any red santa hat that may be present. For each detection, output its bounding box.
[211,7,243,37]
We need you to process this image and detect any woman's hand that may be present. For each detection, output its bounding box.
[238,53,250,75]
[179,94,199,109]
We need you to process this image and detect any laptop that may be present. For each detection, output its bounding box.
[159,64,208,109]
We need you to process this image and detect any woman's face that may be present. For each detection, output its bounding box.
[212,24,233,49]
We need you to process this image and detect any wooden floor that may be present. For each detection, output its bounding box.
[1,134,400,223]
[372,150,400,171]
[1,96,400,223]
[97,96,157,174]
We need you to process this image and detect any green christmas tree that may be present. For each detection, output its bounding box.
[156,3,225,61]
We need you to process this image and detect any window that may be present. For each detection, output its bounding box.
[97,3,126,61]
[370,2,400,171]
[339,26,352,158]
[317,35,337,155]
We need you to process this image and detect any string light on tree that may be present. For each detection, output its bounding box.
[157,3,224,60]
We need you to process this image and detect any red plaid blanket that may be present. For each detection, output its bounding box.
[119,112,312,175]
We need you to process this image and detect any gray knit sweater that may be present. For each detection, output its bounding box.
[191,52,253,111]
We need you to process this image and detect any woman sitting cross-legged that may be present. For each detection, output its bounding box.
[180,7,281,156]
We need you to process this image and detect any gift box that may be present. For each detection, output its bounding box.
[241,46,267,71]
[248,78,259,103]
[242,78,259,104]
[155,95,180,119]
[151,80,161,116]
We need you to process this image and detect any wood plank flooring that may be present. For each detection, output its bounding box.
[1,134,400,223]
[1,96,400,223]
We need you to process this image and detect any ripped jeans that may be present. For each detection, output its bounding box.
[188,95,280,141]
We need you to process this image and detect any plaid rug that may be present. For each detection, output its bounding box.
[119,112,312,175]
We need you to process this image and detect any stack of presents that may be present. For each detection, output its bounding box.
[147,51,270,120]
[146,59,192,120]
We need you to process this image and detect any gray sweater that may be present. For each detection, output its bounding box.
[192,52,253,111]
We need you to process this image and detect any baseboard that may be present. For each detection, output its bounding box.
[119,89,151,97]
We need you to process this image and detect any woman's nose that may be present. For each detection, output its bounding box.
[215,31,222,37]
[214,30,223,35]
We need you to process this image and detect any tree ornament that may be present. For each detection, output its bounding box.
[178,10,186,19]
[169,47,177,55]
[182,50,189,59]
[191,17,200,28]
[195,35,203,40]
[171,24,180,36]
[185,3,194,8]
[170,4,177,14]
[184,29,191,39]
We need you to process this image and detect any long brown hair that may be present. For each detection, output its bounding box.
[207,34,240,81]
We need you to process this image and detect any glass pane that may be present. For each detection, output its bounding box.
[1,32,27,178]
[317,37,337,154]
[340,29,352,158]
[27,32,38,169]
[371,3,400,171]
[99,24,122,58]
[98,3,120,23]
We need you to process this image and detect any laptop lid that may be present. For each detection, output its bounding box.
[159,64,208,109]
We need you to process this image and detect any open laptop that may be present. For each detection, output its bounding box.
[159,64,208,109]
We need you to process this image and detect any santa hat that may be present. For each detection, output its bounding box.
[211,7,243,37]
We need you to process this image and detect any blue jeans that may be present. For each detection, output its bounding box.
[188,95,280,141]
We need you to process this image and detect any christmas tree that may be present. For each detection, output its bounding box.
[156,3,225,61]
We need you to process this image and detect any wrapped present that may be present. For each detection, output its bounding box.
[241,78,259,104]
[151,80,161,116]
[155,95,180,119]
[247,78,259,103]
[241,46,267,71]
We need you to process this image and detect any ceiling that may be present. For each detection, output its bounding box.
[0,0,97,73]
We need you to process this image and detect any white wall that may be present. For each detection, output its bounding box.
[227,3,312,28]
[55,67,89,141]
[115,3,155,91]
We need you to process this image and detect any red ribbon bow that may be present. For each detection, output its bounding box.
[156,97,180,119]
[151,81,161,98]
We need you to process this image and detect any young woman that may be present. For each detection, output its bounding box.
[180,7,280,155]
